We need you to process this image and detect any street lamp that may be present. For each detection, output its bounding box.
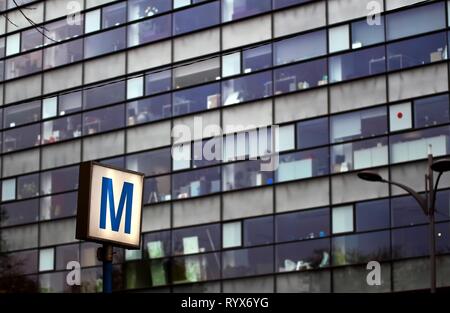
[358,154,450,293]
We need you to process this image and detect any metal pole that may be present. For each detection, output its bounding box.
[97,244,113,293]
[428,152,436,293]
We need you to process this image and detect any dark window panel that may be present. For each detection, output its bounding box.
[276,238,330,272]
[172,166,221,199]
[173,82,220,116]
[223,159,273,191]
[172,224,220,256]
[222,70,272,106]
[172,252,220,284]
[128,14,172,47]
[84,26,126,58]
[44,17,84,45]
[102,2,126,28]
[351,16,385,48]
[59,91,82,115]
[276,208,329,243]
[128,0,172,21]
[55,243,79,271]
[3,123,40,152]
[39,191,78,220]
[17,173,39,199]
[126,147,171,176]
[273,0,312,10]
[82,104,125,135]
[355,199,390,232]
[44,39,83,69]
[174,1,220,35]
[144,230,171,259]
[244,215,274,247]
[143,175,171,203]
[42,114,82,144]
[222,0,271,22]
[125,259,170,288]
[21,28,43,52]
[0,198,39,227]
[83,81,126,109]
[6,250,38,275]
[4,100,41,128]
[222,246,273,278]
[40,166,79,195]
[243,43,272,73]
[5,50,43,80]
[414,94,450,128]
[297,117,329,149]
[146,69,172,95]
[127,94,172,125]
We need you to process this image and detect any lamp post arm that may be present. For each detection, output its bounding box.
[382,180,428,215]
[431,171,443,215]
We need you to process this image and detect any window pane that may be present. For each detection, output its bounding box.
[4,100,41,128]
[223,221,242,248]
[2,178,15,202]
[55,244,79,271]
[144,175,171,203]
[273,0,312,9]
[0,198,39,227]
[144,230,171,259]
[39,248,54,272]
[274,58,328,95]
[193,137,222,168]
[17,173,39,199]
[21,28,43,52]
[274,30,326,66]
[355,199,390,232]
[83,104,124,135]
[332,205,353,234]
[174,1,220,35]
[45,17,84,45]
[128,0,171,21]
[84,27,126,58]
[42,97,57,119]
[172,224,220,255]
[243,44,272,73]
[40,192,78,220]
[332,231,390,266]
[351,17,385,48]
[85,9,101,33]
[174,58,220,89]
[42,114,82,144]
[172,252,220,284]
[222,70,272,106]
[127,77,144,99]
[222,246,273,278]
[128,14,172,47]
[126,147,171,176]
[329,25,349,53]
[172,166,221,199]
[6,33,20,56]
[297,117,329,149]
[60,91,82,115]
[276,147,329,182]
[44,39,83,69]
[386,2,445,41]
[414,94,450,128]
[5,50,42,80]
[3,123,40,152]
[276,208,329,243]
[173,82,220,116]
[222,0,271,22]
[102,2,126,28]
[222,160,273,191]
[276,125,295,152]
[127,94,172,125]
[387,32,447,71]
[331,107,387,143]
[222,52,241,78]
[146,69,171,95]
[331,137,388,173]
[40,166,79,195]
[244,216,273,247]
[276,239,330,272]
[172,143,191,171]
[84,81,126,109]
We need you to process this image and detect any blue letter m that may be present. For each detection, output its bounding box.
[99,177,134,234]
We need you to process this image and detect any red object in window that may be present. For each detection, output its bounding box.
[397,112,403,119]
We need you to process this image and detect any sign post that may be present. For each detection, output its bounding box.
[76,161,144,293]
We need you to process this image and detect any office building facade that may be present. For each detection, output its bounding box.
[1,0,450,293]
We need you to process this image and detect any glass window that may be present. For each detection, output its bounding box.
[2,178,16,201]
[172,224,220,255]
[84,26,126,58]
[102,2,126,28]
[173,82,221,116]
[329,24,349,53]
[127,94,171,125]
[172,166,221,199]
[277,147,329,182]
[4,100,41,128]
[42,114,82,144]
[222,246,273,278]
[222,70,272,106]
[389,102,412,132]
[174,0,190,8]
[42,97,57,119]
[100,156,125,169]
[193,137,222,168]
[0,37,5,58]
[355,199,390,232]
[144,231,171,259]
[146,69,172,95]
[0,198,39,227]
[223,221,242,248]
[414,94,450,128]
[223,159,273,191]
[40,166,79,195]
[387,32,447,71]
[127,77,144,99]
[273,0,312,9]
[274,30,326,66]
[126,147,171,176]
[332,231,390,266]
[60,91,82,115]
[173,1,220,35]
[331,107,387,143]
[297,117,329,149]
[329,46,386,83]
[44,17,84,45]
[21,28,43,52]
[39,248,54,272]
[276,239,330,272]
[222,0,271,22]
[332,205,353,234]
[44,39,83,69]
[173,58,220,89]
[83,81,126,109]
[5,50,43,80]
[274,58,328,94]
[276,208,329,243]
[331,137,388,173]
[8,250,38,276]
[276,125,295,152]
[17,173,39,199]
[128,0,171,21]
[83,104,124,135]
[172,252,220,284]
[244,216,273,247]
[144,175,171,203]
[172,143,191,171]
[351,17,385,49]
[85,9,101,33]
[386,2,445,41]
[126,248,143,261]
[55,244,79,271]
[243,44,272,73]
[128,14,172,47]
[3,123,40,152]
[222,52,241,78]
[390,126,450,164]
[391,194,426,228]
[6,33,20,56]
[40,191,78,221]
[80,242,101,267]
